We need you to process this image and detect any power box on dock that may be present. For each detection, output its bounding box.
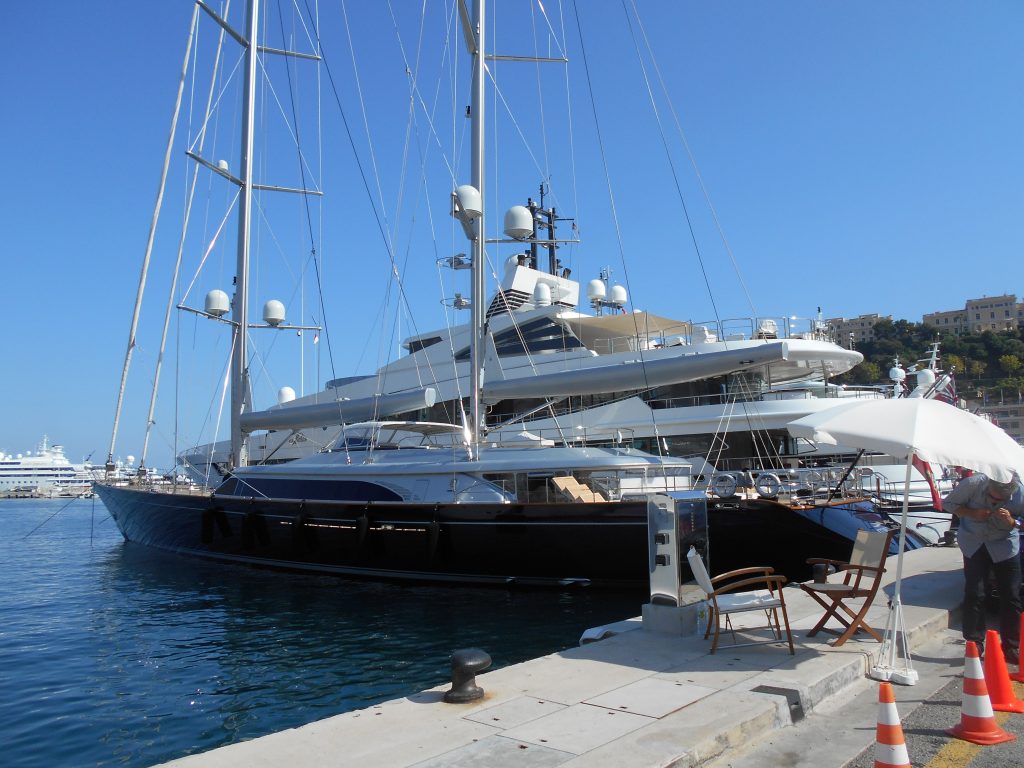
[647,492,708,607]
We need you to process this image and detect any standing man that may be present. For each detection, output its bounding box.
[944,472,1022,664]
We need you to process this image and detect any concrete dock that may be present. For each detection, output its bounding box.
[162,546,965,767]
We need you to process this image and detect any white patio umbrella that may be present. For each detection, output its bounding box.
[787,397,1024,684]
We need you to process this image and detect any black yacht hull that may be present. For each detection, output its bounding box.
[96,484,860,586]
[97,484,670,586]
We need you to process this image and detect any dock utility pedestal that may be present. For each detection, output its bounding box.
[647,492,708,607]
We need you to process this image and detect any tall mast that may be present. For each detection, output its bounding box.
[230,0,260,469]
[468,0,486,454]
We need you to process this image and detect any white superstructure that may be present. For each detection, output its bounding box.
[177,256,864,484]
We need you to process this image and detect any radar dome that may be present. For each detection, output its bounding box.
[534,282,552,307]
[916,369,936,388]
[608,284,628,306]
[126,455,136,465]
[278,386,296,404]
[263,300,285,326]
[586,279,606,301]
[889,366,906,382]
[205,289,230,317]
[503,205,533,239]
[455,185,482,219]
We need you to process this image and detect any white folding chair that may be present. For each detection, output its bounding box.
[686,546,794,654]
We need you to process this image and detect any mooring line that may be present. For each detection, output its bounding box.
[22,497,81,539]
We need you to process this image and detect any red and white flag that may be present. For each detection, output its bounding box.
[911,455,943,511]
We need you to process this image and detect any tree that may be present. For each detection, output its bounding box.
[945,353,965,374]
[999,354,1022,376]
[850,360,881,384]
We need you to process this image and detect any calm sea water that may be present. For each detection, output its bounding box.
[0,499,644,767]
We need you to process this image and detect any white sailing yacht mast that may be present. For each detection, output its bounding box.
[450,0,488,458]
[230,0,260,469]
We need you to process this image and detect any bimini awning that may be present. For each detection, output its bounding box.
[563,311,692,351]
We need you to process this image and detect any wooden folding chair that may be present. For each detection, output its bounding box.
[686,547,795,655]
[800,529,895,647]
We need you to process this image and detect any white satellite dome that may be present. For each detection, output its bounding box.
[278,386,296,405]
[263,299,285,327]
[205,289,230,318]
[915,369,936,388]
[126,455,136,465]
[455,185,482,218]
[503,205,533,239]
[608,284,628,306]
[534,282,552,307]
[586,279,606,301]
[889,366,906,382]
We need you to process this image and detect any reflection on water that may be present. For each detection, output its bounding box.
[0,499,644,767]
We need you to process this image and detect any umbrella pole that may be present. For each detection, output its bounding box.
[893,452,912,603]
[871,452,919,685]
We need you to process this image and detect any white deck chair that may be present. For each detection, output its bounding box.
[686,546,795,654]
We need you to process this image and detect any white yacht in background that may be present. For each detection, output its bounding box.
[0,437,93,497]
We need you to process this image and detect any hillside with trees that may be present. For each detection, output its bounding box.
[834,320,1024,398]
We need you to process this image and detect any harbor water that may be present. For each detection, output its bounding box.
[0,499,644,767]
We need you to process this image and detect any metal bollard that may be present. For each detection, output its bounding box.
[444,648,491,703]
[812,563,836,584]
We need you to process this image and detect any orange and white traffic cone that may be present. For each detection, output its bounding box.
[983,629,1024,713]
[874,682,910,768]
[1011,613,1024,684]
[947,641,1016,745]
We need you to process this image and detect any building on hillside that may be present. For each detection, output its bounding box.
[826,313,891,347]
[968,397,1024,445]
[923,294,1022,334]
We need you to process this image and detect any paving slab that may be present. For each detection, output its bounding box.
[584,677,716,717]
[160,545,964,768]
[463,696,566,729]
[706,629,967,768]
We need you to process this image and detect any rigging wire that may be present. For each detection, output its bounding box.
[617,1,724,332]
[22,497,81,540]
[107,3,200,468]
[627,0,757,317]
[300,0,433,398]
[146,0,233,470]
[570,0,668,454]
[382,0,472,425]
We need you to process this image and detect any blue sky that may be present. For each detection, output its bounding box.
[2,1,1022,469]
